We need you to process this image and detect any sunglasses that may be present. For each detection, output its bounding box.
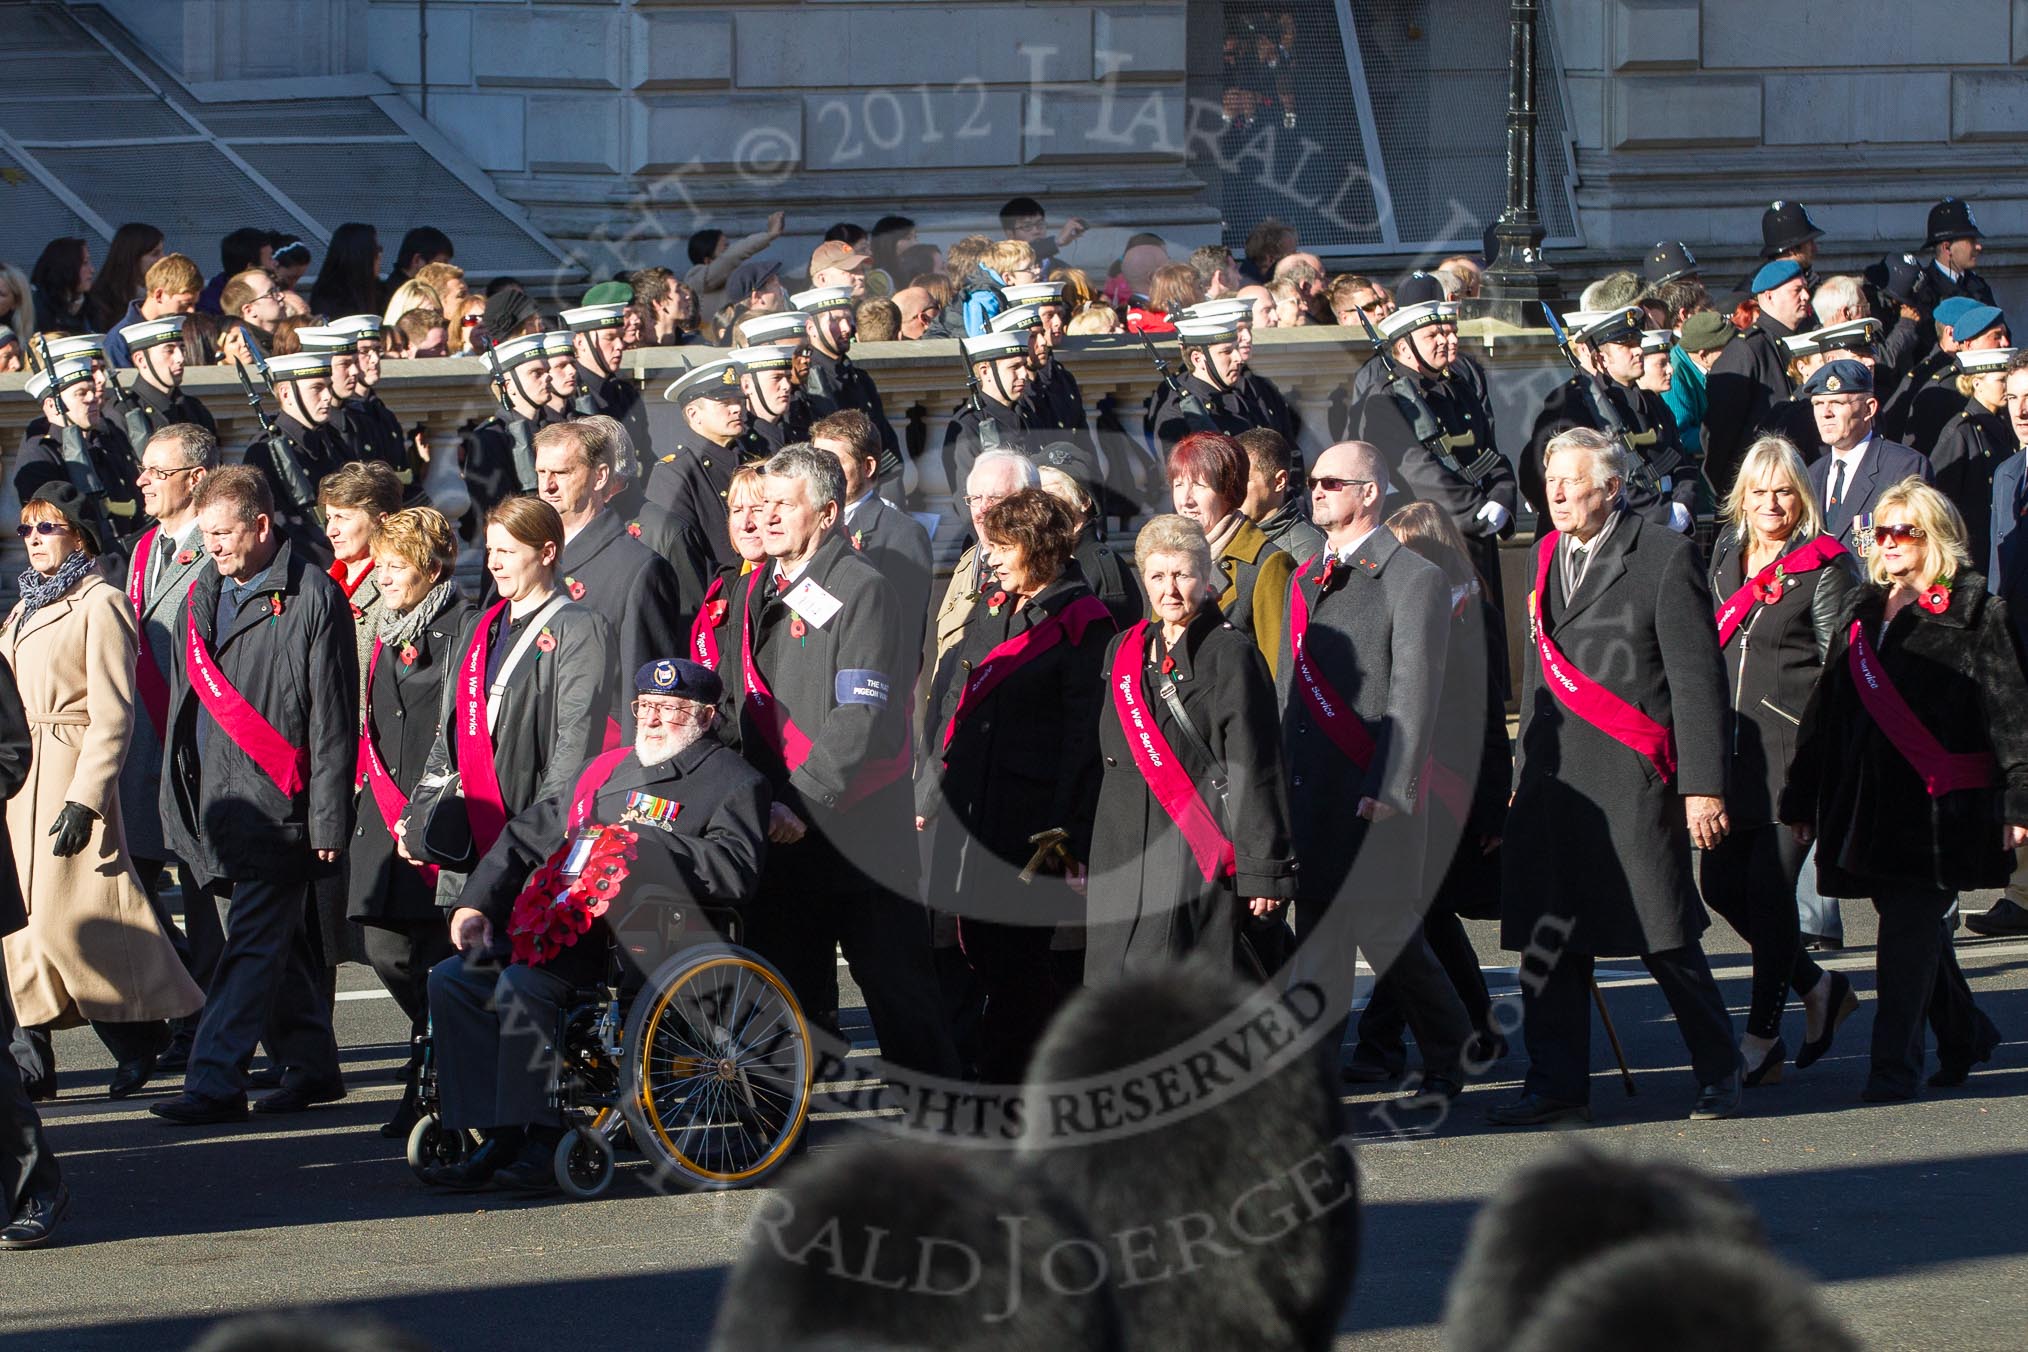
[15,522,71,539]
[1311,476,1373,494]
[1872,522,1926,544]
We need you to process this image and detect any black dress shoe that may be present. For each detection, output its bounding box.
[1929,1016,2003,1088]
[150,1091,250,1125]
[1966,898,2028,937]
[108,1055,159,1101]
[1399,1077,1463,1110]
[0,1186,69,1250]
[1691,1068,1744,1120]
[1742,1039,1786,1088]
[1463,1031,1509,1066]
[1340,1055,1404,1085]
[252,1079,346,1115]
[381,1085,423,1140]
[1486,1092,1591,1127]
[157,1027,193,1075]
[1794,971,1858,1070]
[493,1142,564,1195]
[24,1075,55,1104]
[245,1064,286,1091]
[425,1131,524,1191]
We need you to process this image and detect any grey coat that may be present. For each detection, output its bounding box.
[1502,510,1729,957]
[117,521,210,864]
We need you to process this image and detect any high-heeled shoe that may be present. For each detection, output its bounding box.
[1794,971,1857,1070]
[1742,1038,1787,1088]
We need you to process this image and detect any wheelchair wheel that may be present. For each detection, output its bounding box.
[554,1125,616,1200]
[406,1114,474,1180]
[622,944,811,1190]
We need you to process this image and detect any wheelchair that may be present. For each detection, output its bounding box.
[406,895,812,1199]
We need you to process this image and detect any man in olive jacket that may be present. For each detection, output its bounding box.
[153,466,358,1124]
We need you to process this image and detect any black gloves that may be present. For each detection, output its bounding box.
[48,803,94,859]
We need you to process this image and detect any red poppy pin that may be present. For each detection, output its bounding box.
[706,597,728,626]
[269,594,284,618]
[1752,566,1786,606]
[627,521,642,538]
[566,576,586,601]
[1316,555,1338,590]
[350,603,366,621]
[536,627,557,653]
[790,615,807,640]
[852,529,865,551]
[399,643,419,667]
[1161,654,1176,676]
[1918,579,1952,614]
[175,549,197,565]
[988,589,1007,617]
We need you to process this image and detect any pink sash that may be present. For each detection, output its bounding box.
[127,526,171,738]
[358,641,438,883]
[1424,755,1473,823]
[1714,533,1848,648]
[1109,622,1235,883]
[455,599,513,856]
[940,594,1111,753]
[739,570,912,807]
[567,747,634,831]
[1286,557,1378,770]
[690,574,727,669]
[1530,534,1678,783]
[1846,620,1998,796]
[184,584,308,797]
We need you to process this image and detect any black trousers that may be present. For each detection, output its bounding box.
[959,920,1078,1086]
[1519,944,1737,1103]
[362,920,454,1040]
[1352,905,1495,1066]
[10,1020,169,1089]
[184,878,342,1102]
[426,952,571,1132]
[1869,887,1993,1094]
[1698,825,1827,1039]
[1296,895,1471,1083]
[0,974,58,1221]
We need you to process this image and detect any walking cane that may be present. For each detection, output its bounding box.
[1592,979,1638,1096]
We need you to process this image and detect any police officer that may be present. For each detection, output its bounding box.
[793,284,903,477]
[117,316,216,441]
[1921,197,1994,306]
[1704,258,1814,497]
[243,349,348,565]
[1756,199,1824,282]
[646,360,748,581]
[1642,240,1700,290]
[1523,306,1696,532]
[328,315,425,503]
[16,356,144,557]
[561,302,651,454]
[461,332,555,520]
[1350,289,1517,601]
[943,329,1045,496]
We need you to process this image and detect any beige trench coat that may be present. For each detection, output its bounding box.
[1,572,201,1027]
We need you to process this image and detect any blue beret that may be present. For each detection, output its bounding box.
[1952,303,2006,343]
[635,658,722,706]
[1932,296,1979,329]
[1749,259,1804,295]
[1800,358,1873,399]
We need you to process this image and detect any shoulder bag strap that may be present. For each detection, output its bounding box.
[485,594,570,736]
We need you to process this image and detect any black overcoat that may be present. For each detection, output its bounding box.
[644,423,741,579]
[561,508,687,737]
[1930,398,2012,568]
[847,496,934,666]
[1502,511,1729,957]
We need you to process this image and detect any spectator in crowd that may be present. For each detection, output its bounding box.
[1235,282,1279,327]
[630,267,702,346]
[866,214,916,295]
[1327,273,1392,326]
[854,297,900,341]
[1068,303,1121,335]
[0,331,18,374]
[1128,263,1202,335]
[0,263,34,353]
[1000,194,1087,272]
[382,227,454,297]
[382,278,438,330]
[809,239,872,299]
[1781,479,2022,1101]
[684,211,786,319]
[198,227,273,315]
[1114,237,1171,306]
[1273,254,1326,319]
[413,261,466,317]
[480,285,540,347]
[266,315,312,357]
[1270,275,1312,328]
[1242,217,1297,284]
[82,223,163,333]
[103,253,202,368]
[29,237,93,335]
[1190,243,1245,299]
[346,506,469,1140]
[267,236,313,295]
[889,285,940,339]
[1238,426,1323,562]
[1440,254,1485,300]
[394,307,448,358]
[309,223,384,321]
[3,483,202,1103]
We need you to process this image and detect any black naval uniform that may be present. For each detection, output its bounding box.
[127,375,218,441]
[1880,344,1954,446]
[561,511,689,739]
[1074,522,1144,629]
[740,393,831,463]
[575,362,652,457]
[1148,372,1254,451]
[941,394,1049,498]
[1351,357,1518,609]
[844,492,934,664]
[1521,374,1696,529]
[1020,353,1089,438]
[13,420,146,552]
[1903,361,1982,457]
[645,426,743,585]
[426,739,770,1133]
[245,413,348,566]
[460,405,558,523]
[340,391,427,504]
[809,348,901,471]
[1703,312,1798,498]
[1931,396,2014,569]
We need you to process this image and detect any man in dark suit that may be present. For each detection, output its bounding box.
[812,409,932,664]
[1496,427,1741,1126]
[152,466,357,1124]
[1277,439,1471,1107]
[1970,354,2028,940]
[1802,360,1934,550]
[0,661,64,1249]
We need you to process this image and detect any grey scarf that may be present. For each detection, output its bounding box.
[375,580,460,651]
[15,549,95,633]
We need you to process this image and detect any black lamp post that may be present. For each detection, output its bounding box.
[1482,0,1560,322]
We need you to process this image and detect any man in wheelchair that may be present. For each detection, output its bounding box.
[421,658,770,1192]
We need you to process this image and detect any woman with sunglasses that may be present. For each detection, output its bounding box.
[1702,436,1863,1088]
[1,485,200,1103]
[1782,478,2028,1100]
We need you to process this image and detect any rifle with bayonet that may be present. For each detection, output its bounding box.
[1356,308,1504,484]
[31,333,129,552]
[1540,304,1668,498]
[483,341,539,492]
[962,354,1010,453]
[234,333,324,527]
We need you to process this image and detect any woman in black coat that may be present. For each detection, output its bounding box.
[1703,437,1863,1087]
[688,466,766,740]
[1782,477,2028,1101]
[920,489,1115,1083]
[1084,514,1294,984]
[1928,352,2013,572]
[347,508,472,1136]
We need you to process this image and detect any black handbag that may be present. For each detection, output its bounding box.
[403,773,476,871]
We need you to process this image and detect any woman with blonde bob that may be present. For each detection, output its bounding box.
[1782,478,2028,1100]
[1085,513,1296,982]
[686,465,768,707]
[1703,436,1863,1087]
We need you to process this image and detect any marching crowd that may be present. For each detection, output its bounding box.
[0,193,2025,1307]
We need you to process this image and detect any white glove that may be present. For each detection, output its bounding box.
[1669,501,1694,534]
[1474,500,1511,532]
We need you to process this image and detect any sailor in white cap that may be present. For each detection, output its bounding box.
[733,343,829,460]
[1148,313,1251,451]
[792,284,902,477]
[119,314,218,440]
[17,355,146,551]
[538,330,580,421]
[941,329,1041,496]
[1930,344,2017,565]
[323,314,423,503]
[462,332,558,517]
[645,359,749,580]
[1154,296,1301,454]
[562,302,652,455]
[1349,289,1517,605]
[244,349,349,563]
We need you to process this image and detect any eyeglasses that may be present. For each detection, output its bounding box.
[962,492,1011,509]
[632,697,702,723]
[15,522,70,539]
[1310,477,1373,494]
[1872,522,1927,544]
[136,464,200,482]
